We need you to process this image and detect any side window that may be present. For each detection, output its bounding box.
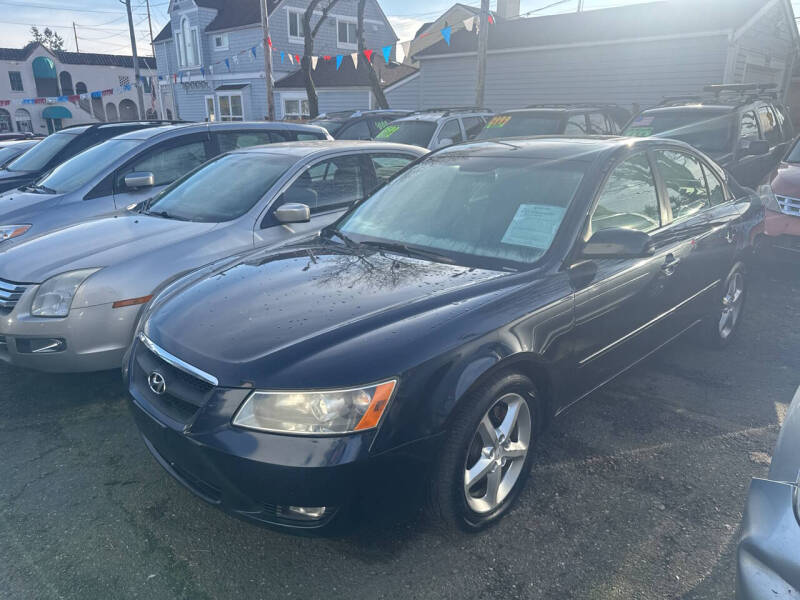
[590,153,660,235]
[437,119,463,145]
[757,106,781,145]
[338,120,371,140]
[369,153,415,186]
[702,164,727,207]
[587,112,608,135]
[216,131,273,153]
[655,150,710,221]
[280,155,365,214]
[740,111,760,141]
[564,114,588,135]
[462,116,486,139]
[117,139,209,189]
[605,114,620,135]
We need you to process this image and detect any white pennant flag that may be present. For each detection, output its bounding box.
[311,56,318,70]
[463,16,476,32]
[350,52,359,69]
[399,41,411,62]
[288,53,294,64]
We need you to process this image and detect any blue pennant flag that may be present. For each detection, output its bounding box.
[335,55,343,70]
[201,67,205,77]
[123,84,132,91]
[280,51,285,63]
[382,45,391,63]
[158,75,164,80]
[251,46,257,58]
[224,58,231,71]
[22,98,34,104]
[91,91,102,98]
[441,26,452,45]
[57,95,68,102]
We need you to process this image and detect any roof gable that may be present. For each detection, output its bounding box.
[416,0,768,58]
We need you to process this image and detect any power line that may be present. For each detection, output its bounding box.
[0,0,126,13]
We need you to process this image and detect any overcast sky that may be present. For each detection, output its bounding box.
[0,0,796,56]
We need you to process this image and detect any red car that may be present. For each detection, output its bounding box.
[756,138,800,259]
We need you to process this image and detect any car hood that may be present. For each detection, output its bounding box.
[768,162,800,197]
[144,242,517,387]
[767,386,800,484]
[0,188,65,222]
[0,214,218,283]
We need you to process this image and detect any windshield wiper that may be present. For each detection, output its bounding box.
[22,183,56,194]
[360,240,455,264]
[146,209,188,221]
[324,227,362,249]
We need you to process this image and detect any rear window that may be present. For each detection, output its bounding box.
[476,114,564,140]
[624,110,734,154]
[311,119,345,136]
[6,132,76,172]
[375,121,436,147]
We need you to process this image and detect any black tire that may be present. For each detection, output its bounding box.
[701,261,747,349]
[426,372,541,532]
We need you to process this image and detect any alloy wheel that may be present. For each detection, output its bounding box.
[718,272,744,340]
[463,392,532,514]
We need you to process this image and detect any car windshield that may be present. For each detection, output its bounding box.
[146,153,296,222]
[375,121,437,147]
[312,119,345,136]
[37,138,141,194]
[0,145,30,167]
[476,114,564,139]
[337,155,588,269]
[5,131,75,172]
[624,110,734,154]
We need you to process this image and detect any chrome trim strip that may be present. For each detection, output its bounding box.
[138,333,219,387]
[579,279,720,366]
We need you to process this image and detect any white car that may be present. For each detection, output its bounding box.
[374,107,492,150]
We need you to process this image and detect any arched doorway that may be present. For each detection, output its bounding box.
[59,71,74,96]
[32,56,59,97]
[91,96,105,122]
[14,109,33,133]
[0,109,10,133]
[118,99,139,121]
[106,103,118,122]
[75,82,90,113]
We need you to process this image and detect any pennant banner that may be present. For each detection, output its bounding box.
[441,26,452,45]
[335,55,343,70]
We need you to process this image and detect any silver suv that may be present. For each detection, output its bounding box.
[374,107,493,150]
[0,122,331,246]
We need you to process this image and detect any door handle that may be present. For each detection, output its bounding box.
[724,228,736,244]
[661,255,680,276]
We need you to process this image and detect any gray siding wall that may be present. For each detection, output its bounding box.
[385,75,421,110]
[318,89,371,113]
[729,1,795,87]
[417,34,730,111]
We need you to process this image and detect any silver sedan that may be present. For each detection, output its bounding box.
[737,385,800,598]
[0,141,425,372]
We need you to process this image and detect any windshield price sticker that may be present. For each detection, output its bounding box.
[630,116,654,126]
[501,204,566,249]
[486,115,512,128]
[626,126,653,137]
[376,125,399,139]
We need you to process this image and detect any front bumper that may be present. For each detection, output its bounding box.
[0,285,138,372]
[736,478,800,599]
[126,339,430,532]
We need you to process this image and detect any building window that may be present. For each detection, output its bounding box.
[213,33,228,50]
[205,96,216,122]
[14,108,33,133]
[218,93,243,121]
[8,71,23,92]
[0,109,11,132]
[283,98,309,120]
[337,19,358,49]
[288,10,304,43]
[176,16,200,67]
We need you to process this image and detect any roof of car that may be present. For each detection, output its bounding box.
[434,136,683,161]
[110,121,329,142]
[639,105,738,115]
[237,140,427,158]
[393,109,492,123]
[313,109,411,122]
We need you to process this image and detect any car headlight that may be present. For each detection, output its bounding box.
[0,224,31,241]
[757,184,781,212]
[31,268,101,317]
[232,380,397,435]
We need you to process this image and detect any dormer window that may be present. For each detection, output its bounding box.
[176,16,200,67]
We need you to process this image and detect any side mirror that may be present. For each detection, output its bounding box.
[583,227,655,258]
[741,139,769,157]
[124,171,155,189]
[274,202,310,224]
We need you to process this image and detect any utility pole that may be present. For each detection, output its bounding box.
[124,0,146,120]
[577,0,584,11]
[261,0,276,120]
[72,22,80,52]
[475,0,489,107]
[144,0,165,119]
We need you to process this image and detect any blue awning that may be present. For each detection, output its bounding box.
[42,106,72,119]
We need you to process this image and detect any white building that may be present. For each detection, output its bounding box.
[0,42,157,135]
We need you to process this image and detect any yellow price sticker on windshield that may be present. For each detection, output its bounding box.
[376,125,399,139]
[486,116,512,129]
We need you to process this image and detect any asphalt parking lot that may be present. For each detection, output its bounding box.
[1,261,798,600]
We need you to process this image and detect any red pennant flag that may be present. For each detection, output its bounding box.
[488,14,494,24]
[35,98,46,104]
[0,100,9,106]
[363,49,374,62]
[267,36,272,48]
[294,54,300,63]
[324,55,331,61]
[102,88,113,96]
[68,94,79,102]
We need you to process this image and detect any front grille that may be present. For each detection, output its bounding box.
[776,195,800,217]
[135,344,214,426]
[0,278,29,313]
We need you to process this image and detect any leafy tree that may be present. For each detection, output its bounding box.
[30,26,65,51]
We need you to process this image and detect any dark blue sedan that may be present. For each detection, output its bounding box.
[126,136,761,532]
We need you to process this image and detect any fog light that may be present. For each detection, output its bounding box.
[15,338,66,354]
[283,506,328,520]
